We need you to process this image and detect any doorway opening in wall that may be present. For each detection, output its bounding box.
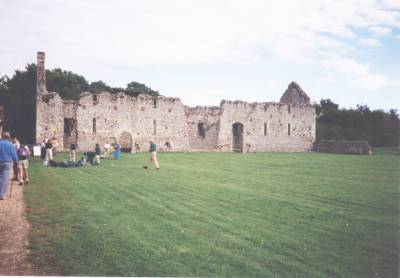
[198,122,206,138]
[63,118,77,147]
[119,131,132,152]
[232,122,244,152]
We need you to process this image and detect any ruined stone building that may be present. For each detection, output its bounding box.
[35,52,316,152]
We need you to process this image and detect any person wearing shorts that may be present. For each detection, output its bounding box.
[17,145,30,185]
[143,139,160,170]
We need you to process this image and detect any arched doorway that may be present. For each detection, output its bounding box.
[232,123,244,152]
[119,132,132,152]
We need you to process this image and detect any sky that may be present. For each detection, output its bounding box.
[0,0,399,110]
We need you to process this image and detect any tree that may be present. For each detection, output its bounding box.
[46,68,89,100]
[315,98,339,116]
[125,81,159,97]
[89,81,111,93]
[0,64,37,142]
[316,99,400,147]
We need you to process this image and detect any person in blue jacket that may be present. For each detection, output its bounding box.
[113,142,121,160]
[0,132,19,200]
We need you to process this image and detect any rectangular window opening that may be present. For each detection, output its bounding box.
[93,118,96,133]
[153,119,156,135]
[288,104,291,113]
[93,94,99,105]
[288,123,291,136]
[264,122,267,136]
[153,98,158,108]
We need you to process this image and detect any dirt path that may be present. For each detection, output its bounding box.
[0,179,36,275]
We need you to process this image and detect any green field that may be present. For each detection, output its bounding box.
[24,149,399,277]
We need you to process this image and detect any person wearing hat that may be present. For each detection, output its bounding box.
[0,132,19,200]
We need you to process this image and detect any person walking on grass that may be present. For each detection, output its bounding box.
[0,132,18,200]
[143,139,160,170]
[17,144,30,185]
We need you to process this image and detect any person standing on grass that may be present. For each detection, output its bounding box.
[40,139,47,160]
[94,143,101,165]
[69,143,77,162]
[104,143,111,159]
[113,142,121,160]
[17,144,30,185]
[52,137,58,156]
[143,139,160,170]
[0,132,19,200]
[45,139,53,162]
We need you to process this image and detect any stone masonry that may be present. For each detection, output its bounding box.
[35,52,316,152]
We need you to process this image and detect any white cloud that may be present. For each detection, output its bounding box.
[322,58,369,76]
[368,26,392,36]
[0,0,399,70]
[351,74,388,90]
[380,0,400,9]
[359,38,382,46]
[322,58,389,90]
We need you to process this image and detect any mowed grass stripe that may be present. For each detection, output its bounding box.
[27,154,394,276]
[25,150,399,277]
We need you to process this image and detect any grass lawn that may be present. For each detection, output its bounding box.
[24,149,399,277]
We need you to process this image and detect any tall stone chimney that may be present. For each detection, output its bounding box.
[35,51,47,144]
[37,51,46,96]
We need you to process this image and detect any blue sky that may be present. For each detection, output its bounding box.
[0,0,399,110]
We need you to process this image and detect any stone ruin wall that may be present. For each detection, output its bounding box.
[35,52,316,153]
[218,101,315,152]
[134,95,190,152]
[38,92,316,153]
[314,140,371,155]
[185,106,221,150]
[72,92,190,152]
[75,92,135,151]
[36,93,64,146]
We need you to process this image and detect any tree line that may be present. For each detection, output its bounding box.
[316,99,399,147]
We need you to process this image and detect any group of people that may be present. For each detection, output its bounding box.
[67,142,121,166]
[0,134,161,200]
[68,139,160,170]
[0,132,30,200]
